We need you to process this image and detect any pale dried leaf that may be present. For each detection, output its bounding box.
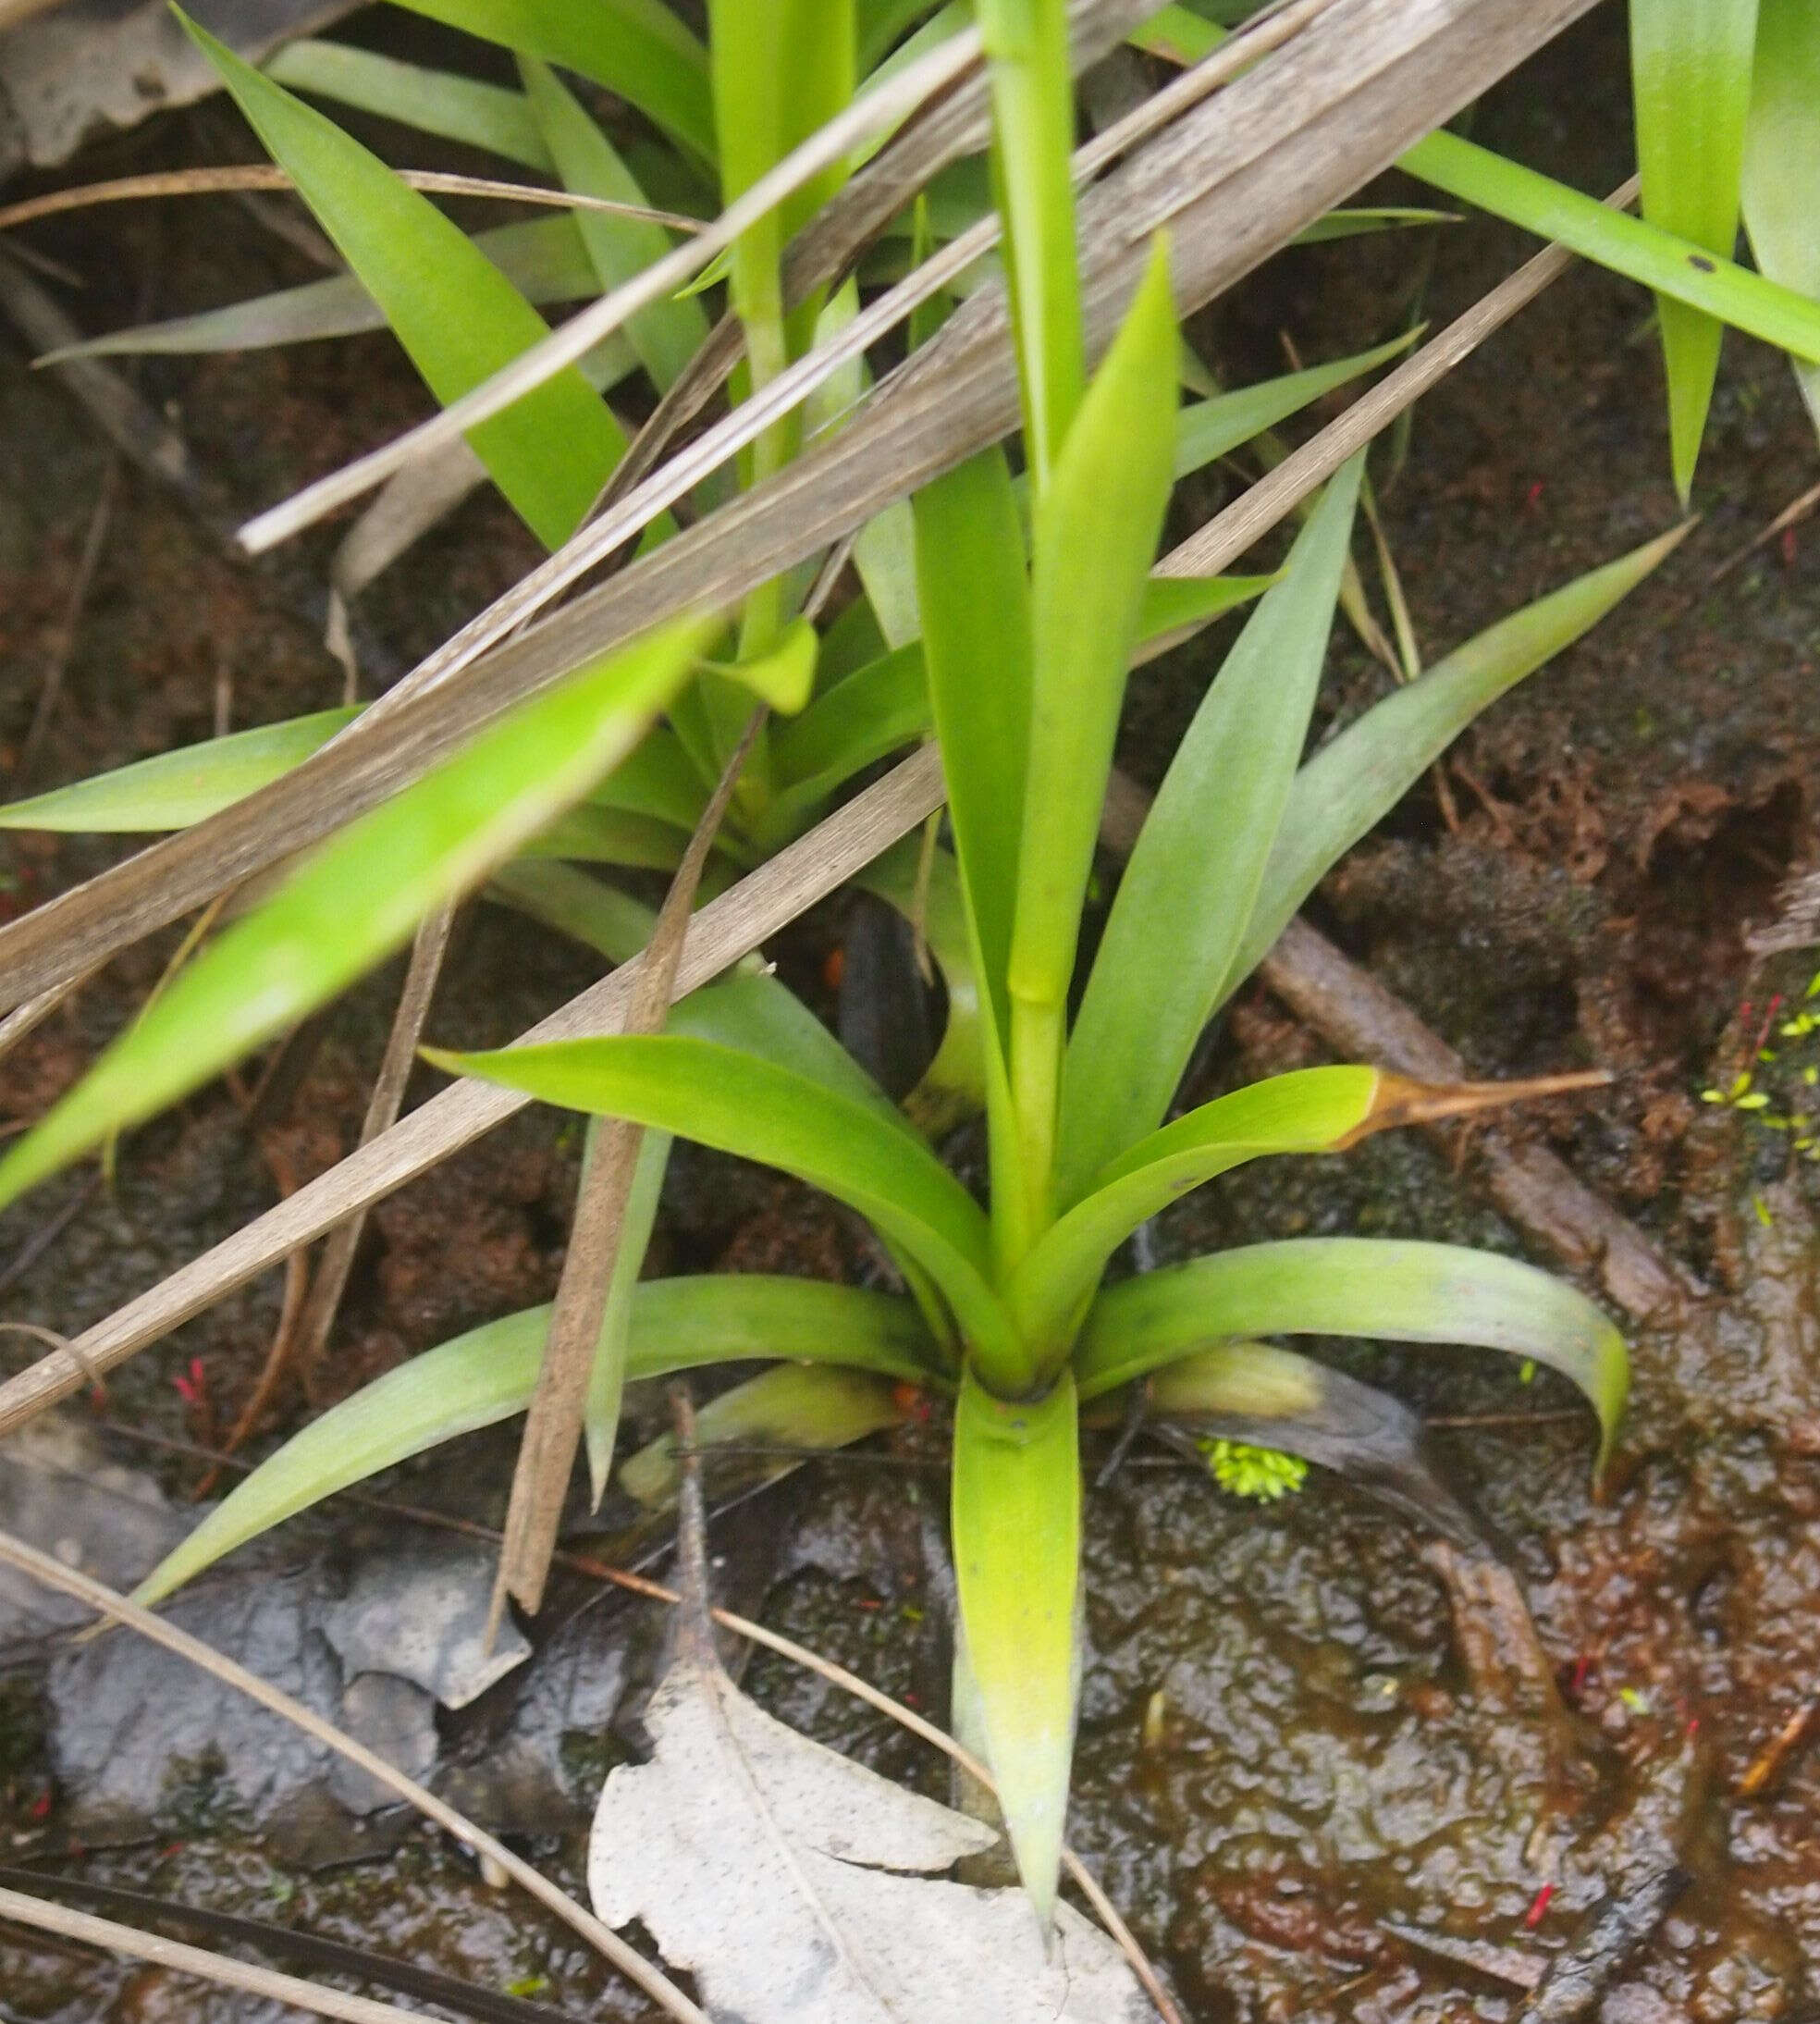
[589,1639,1152,2024]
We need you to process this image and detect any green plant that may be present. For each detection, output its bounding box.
[0,1,1691,1921]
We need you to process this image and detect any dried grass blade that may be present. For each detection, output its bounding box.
[1158,173,1642,578]
[290,902,457,1381]
[0,1527,709,2024]
[0,167,703,235]
[0,747,944,1437]
[0,1885,446,2024]
[495,712,764,1619]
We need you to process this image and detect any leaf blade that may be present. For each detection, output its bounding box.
[185,13,630,550]
[951,1364,1080,1925]
[1056,456,1362,1205]
[1076,1236,1628,1468]
[0,614,714,1212]
[431,1034,1015,1363]
[1630,0,1761,498]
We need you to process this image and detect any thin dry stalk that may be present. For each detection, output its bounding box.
[292,904,456,1385]
[0,167,704,236]
[495,714,765,1621]
[16,456,119,781]
[0,1885,451,2024]
[0,747,945,1435]
[0,1526,709,2024]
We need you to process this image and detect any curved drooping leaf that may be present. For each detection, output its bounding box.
[1130,1339,1479,1544]
[1076,1236,1628,1468]
[131,1277,940,1609]
[1629,0,1760,499]
[43,217,616,362]
[1011,1067,1383,1360]
[1223,521,1690,993]
[1400,129,1820,365]
[0,614,715,1213]
[1742,0,1820,441]
[618,1362,909,1505]
[184,14,630,550]
[387,0,715,164]
[951,1365,1079,1927]
[0,710,358,832]
[1056,458,1362,1208]
[264,40,555,168]
[431,1035,1017,1368]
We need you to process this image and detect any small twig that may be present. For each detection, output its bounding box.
[0,1175,99,1301]
[0,1886,445,2024]
[1703,476,1820,591]
[15,456,120,782]
[493,710,768,1623]
[0,1527,708,2024]
[293,905,457,1389]
[0,167,704,238]
[1739,1701,1820,1798]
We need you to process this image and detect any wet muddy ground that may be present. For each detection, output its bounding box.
[2,6,1820,2019]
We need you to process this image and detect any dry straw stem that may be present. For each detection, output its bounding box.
[0,2,1641,1438]
[0,1526,709,2024]
[0,167,705,236]
[0,1884,457,2024]
[494,711,765,1621]
[0,748,944,1434]
[289,901,456,1381]
[0,0,1603,1021]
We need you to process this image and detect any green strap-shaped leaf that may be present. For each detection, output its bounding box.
[387,0,714,164]
[951,1364,1079,1926]
[1056,458,1362,1208]
[1630,0,1761,500]
[1742,0,1820,441]
[1173,335,1417,480]
[0,614,715,1214]
[184,14,630,551]
[1224,522,1690,996]
[619,1363,907,1504]
[913,445,1032,1060]
[767,574,1268,843]
[265,41,554,168]
[431,1034,1017,1365]
[1007,241,1179,1051]
[1009,1067,1383,1360]
[1076,1236,1628,1469]
[520,58,709,394]
[977,0,1085,489]
[1400,129,1820,365]
[517,805,694,870]
[1003,241,1178,1249]
[43,217,618,362]
[0,710,358,832]
[131,1277,940,1609]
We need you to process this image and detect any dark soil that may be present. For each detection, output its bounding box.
[3,6,1820,2020]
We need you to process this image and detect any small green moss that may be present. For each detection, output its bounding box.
[1198,1438,1308,1503]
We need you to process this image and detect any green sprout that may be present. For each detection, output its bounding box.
[1199,1438,1308,1503]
